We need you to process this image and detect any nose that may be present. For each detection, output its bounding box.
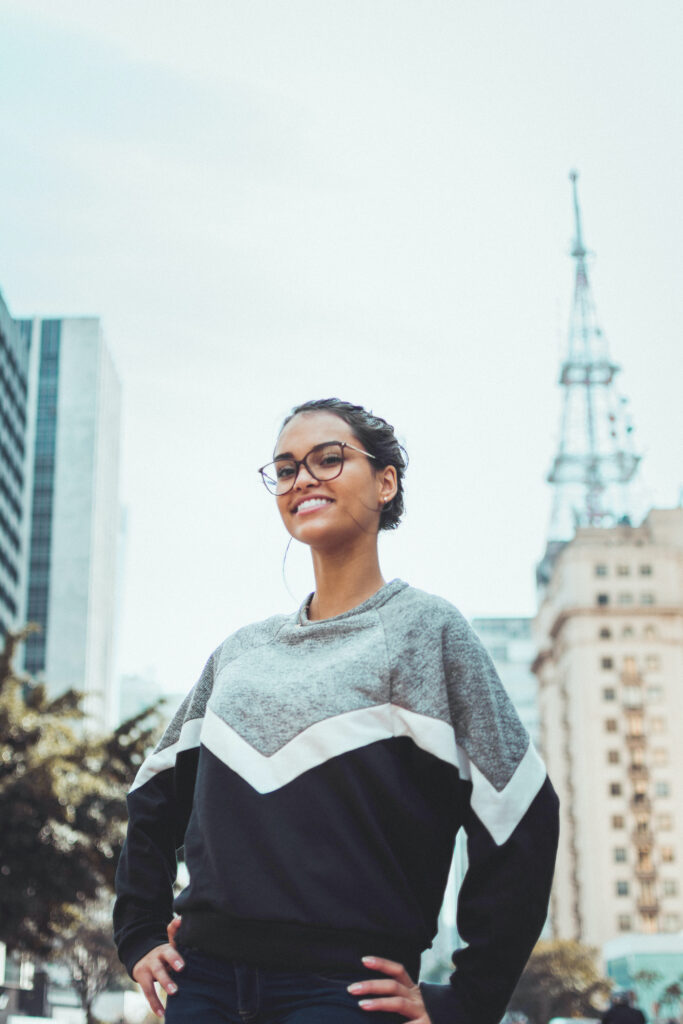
[291,460,317,489]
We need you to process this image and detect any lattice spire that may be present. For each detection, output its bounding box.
[537,172,640,584]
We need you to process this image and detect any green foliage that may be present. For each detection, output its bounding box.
[50,899,133,1024]
[507,939,611,1024]
[0,628,164,957]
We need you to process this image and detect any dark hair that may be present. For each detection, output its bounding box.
[280,398,407,531]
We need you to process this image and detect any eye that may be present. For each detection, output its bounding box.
[276,463,296,480]
[319,453,342,467]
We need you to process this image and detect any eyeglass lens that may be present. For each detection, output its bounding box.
[263,443,344,494]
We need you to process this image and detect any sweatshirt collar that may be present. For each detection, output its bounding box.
[296,578,408,627]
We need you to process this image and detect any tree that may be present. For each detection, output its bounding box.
[507,939,611,1024]
[50,900,133,1024]
[0,628,164,957]
[657,976,683,1020]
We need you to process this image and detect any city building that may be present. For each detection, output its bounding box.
[534,507,683,947]
[18,314,122,728]
[471,617,540,746]
[0,290,31,637]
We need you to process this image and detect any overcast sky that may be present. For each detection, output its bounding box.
[1,0,682,696]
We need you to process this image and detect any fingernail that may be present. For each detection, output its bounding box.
[359,1000,374,1009]
[347,984,363,994]
[174,960,184,969]
[168,983,177,993]
[362,956,376,964]
[156,1012,164,1019]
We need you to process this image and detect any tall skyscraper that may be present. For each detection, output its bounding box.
[534,509,683,944]
[19,315,122,728]
[0,290,31,636]
[471,617,540,747]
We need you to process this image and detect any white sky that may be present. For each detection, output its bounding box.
[1,0,682,695]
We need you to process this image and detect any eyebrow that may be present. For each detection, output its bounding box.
[272,440,343,461]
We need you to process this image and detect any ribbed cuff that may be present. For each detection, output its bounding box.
[420,982,473,1024]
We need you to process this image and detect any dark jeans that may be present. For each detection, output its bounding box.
[164,948,405,1024]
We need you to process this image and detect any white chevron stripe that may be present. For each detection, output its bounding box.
[200,704,544,845]
[130,716,203,793]
[470,740,547,845]
[130,704,546,846]
[200,703,467,793]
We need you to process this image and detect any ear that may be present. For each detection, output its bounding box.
[377,465,398,506]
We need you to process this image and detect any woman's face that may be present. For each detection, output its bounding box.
[273,411,396,550]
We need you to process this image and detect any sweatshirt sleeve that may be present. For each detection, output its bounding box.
[113,651,216,976]
[420,623,559,1024]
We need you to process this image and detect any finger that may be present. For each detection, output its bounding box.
[358,995,420,1018]
[348,980,405,997]
[138,975,166,1019]
[167,916,182,945]
[362,956,414,987]
[161,942,184,971]
[153,963,178,995]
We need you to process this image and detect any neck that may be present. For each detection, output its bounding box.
[308,542,386,621]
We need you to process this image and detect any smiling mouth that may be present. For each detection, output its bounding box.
[294,498,334,514]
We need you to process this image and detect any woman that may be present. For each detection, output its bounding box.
[114,398,559,1024]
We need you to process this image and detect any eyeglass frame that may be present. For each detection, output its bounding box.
[258,440,376,495]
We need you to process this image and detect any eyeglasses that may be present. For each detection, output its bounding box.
[258,441,376,495]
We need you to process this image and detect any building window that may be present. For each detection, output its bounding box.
[643,624,657,639]
[627,712,644,737]
[605,719,618,733]
[653,748,669,767]
[663,914,681,932]
[618,914,632,931]
[640,593,655,605]
[645,654,661,671]
[639,565,653,576]
[601,657,614,670]
[655,781,670,798]
[607,750,620,764]
[597,593,609,606]
[616,565,631,576]
[623,685,643,707]
[647,685,663,703]
[618,593,633,606]
[622,625,634,638]
[661,847,675,863]
[610,783,622,796]
[614,848,627,863]
[612,815,625,829]
[623,655,637,672]
[595,564,608,577]
[651,716,666,733]
[599,627,612,639]
[662,879,678,897]
[603,688,616,701]
[616,881,629,896]
[657,814,673,831]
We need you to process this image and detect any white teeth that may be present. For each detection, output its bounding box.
[297,498,332,512]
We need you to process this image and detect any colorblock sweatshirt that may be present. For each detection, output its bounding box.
[114,580,559,1024]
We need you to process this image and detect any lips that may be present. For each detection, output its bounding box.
[292,496,334,514]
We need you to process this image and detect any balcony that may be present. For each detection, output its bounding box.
[628,765,650,782]
[631,795,651,812]
[635,866,656,882]
[632,829,655,846]
[637,899,659,915]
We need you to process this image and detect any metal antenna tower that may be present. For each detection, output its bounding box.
[537,171,640,585]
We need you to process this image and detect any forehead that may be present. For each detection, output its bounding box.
[274,411,358,457]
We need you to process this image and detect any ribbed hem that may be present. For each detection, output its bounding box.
[178,912,421,980]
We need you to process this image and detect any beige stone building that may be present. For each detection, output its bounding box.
[533,507,683,947]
